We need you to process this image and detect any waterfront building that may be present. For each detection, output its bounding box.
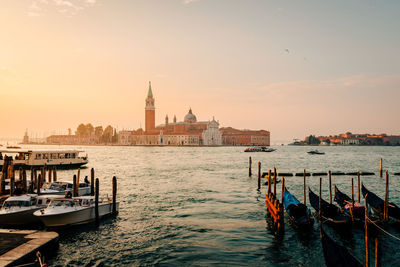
[116,82,270,146]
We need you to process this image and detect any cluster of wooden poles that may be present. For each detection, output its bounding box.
[0,158,118,222]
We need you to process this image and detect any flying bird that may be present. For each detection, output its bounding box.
[285,49,290,53]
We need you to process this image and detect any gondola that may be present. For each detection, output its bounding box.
[334,185,364,219]
[309,188,351,226]
[283,188,314,227]
[320,226,363,267]
[362,184,400,220]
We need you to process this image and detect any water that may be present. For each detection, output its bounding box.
[20,145,400,266]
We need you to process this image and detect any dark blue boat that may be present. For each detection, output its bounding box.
[309,188,351,226]
[283,188,314,227]
[321,226,363,267]
[362,183,400,221]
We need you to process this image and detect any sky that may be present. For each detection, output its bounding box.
[1,0,400,143]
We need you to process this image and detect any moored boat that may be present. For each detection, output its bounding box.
[283,188,314,228]
[334,185,364,219]
[0,150,88,169]
[0,194,60,226]
[34,196,119,227]
[362,183,400,221]
[309,188,351,226]
[320,226,363,267]
[41,181,91,196]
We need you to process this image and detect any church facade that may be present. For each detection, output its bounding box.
[117,82,270,146]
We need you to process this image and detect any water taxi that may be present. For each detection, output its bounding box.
[0,150,88,169]
[0,194,60,226]
[244,146,276,152]
[41,181,91,196]
[34,196,119,227]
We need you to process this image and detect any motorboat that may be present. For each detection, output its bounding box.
[41,181,91,196]
[34,196,119,227]
[244,146,276,152]
[0,194,60,226]
[0,150,88,169]
[307,150,325,155]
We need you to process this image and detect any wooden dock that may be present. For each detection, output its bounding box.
[0,229,59,267]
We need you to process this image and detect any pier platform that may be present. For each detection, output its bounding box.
[0,229,58,267]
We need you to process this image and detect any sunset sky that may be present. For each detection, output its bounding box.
[1,0,400,143]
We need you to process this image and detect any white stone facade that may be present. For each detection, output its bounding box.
[202,119,222,146]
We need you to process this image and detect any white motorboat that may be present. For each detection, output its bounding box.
[34,196,119,227]
[40,181,91,196]
[0,150,88,169]
[0,194,60,226]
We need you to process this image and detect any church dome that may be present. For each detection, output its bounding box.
[184,108,197,123]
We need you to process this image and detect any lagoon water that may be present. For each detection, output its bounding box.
[22,145,400,266]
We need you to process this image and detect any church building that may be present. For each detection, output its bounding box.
[118,82,223,146]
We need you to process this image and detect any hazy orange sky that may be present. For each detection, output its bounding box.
[1,0,400,143]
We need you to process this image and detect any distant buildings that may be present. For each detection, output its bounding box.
[117,82,270,146]
[294,132,400,146]
[44,82,270,146]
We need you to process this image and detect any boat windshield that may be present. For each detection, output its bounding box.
[2,201,31,208]
[49,184,67,191]
[49,199,77,207]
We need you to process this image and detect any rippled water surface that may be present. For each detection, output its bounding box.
[22,145,400,266]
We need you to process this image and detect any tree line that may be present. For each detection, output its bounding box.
[75,123,118,143]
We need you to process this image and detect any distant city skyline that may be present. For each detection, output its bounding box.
[1,0,400,142]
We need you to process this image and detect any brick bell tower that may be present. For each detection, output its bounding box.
[145,81,155,132]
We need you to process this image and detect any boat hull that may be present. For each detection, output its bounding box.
[36,202,119,227]
[0,207,43,225]
[0,161,88,170]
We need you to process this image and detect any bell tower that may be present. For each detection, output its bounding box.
[145,81,155,132]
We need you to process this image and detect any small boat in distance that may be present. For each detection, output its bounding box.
[244,146,276,152]
[6,146,21,149]
[0,150,88,169]
[307,150,325,155]
[34,196,119,227]
[283,188,314,228]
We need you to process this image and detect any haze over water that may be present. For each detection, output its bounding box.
[16,145,400,266]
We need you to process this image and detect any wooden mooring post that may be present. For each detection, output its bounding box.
[22,169,27,193]
[73,174,77,197]
[95,178,99,223]
[384,170,389,221]
[365,194,370,267]
[375,237,381,267]
[303,169,306,204]
[380,158,383,178]
[273,167,277,196]
[36,174,41,195]
[91,168,95,196]
[319,177,322,221]
[112,176,117,215]
[257,162,261,190]
[358,171,361,203]
[48,167,52,183]
[248,157,252,177]
[267,169,271,195]
[328,171,332,204]
[53,167,57,182]
[351,178,354,205]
